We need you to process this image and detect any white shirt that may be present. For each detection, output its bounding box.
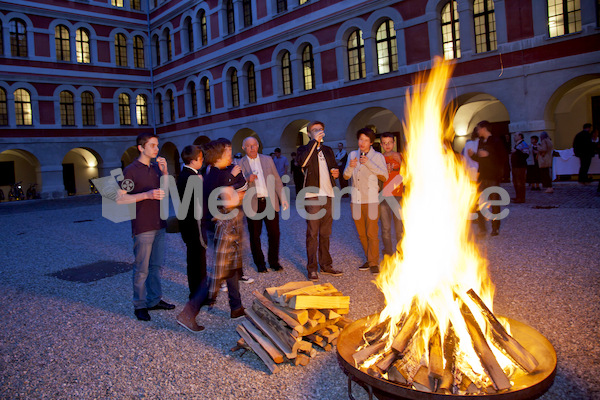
[247,156,268,198]
[305,148,334,198]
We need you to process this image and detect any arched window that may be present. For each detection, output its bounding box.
[247,63,257,104]
[188,82,197,116]
[111,0,124,7]
[55,25,70,62]
[201,77,211,113]
[243,0,252,27]
[81,91,95,126]
[474,0,497,53]
[282,51,293,95]
[131,0,141,10]
[154,35,161,65]
[199,11,208,46]
[376,20,398,74]
[186,17,194,52]
[134,36,145,68]
[231,69,240,107]
[165,29,172,61]
[118,93,131,125]
[14,89,32,126]
[156,93,164,124]
[277,0,287,13]
[548,0,582,37]
[166,89,175,121]
[60,91,75,126]
[115,33,128,66]
[136,94,148,125]
[302,44,315,91]
[299,0,308,4]
[441,1,460,60]
[0,88,8,125]
[76,28,90,63]
[10,19,28,57]
[227,0,235,34]
[347,29,365,81]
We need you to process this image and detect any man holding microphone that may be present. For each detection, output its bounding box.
[295,121,343,281]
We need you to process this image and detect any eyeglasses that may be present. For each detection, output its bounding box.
[310,129,324,134]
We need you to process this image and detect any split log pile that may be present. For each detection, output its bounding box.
[352,289,539,395]
[231,281,352,373]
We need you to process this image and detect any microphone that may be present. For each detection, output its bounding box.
[361,152,366,157]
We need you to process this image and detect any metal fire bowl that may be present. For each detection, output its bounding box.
[337,314,557,400]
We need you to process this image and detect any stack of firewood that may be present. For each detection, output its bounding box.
[232,281,352,373]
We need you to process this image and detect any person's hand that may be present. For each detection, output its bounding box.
[231,165,242,176]
[478,149,489,158]
[156,156,168,175]
[349,159,358,168]
[247,174,257,183]
[237,190,245,205]
[314,131,325,143]
[467,149,475,157]
[330,168,339,179]
[359,155,368,164]
[148,189,165,200]
[281,200,289,211]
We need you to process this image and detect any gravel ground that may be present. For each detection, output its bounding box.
[0,182,599,400]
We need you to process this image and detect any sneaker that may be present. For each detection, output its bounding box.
[491,229,499,236]
[257,266,268,273]
[359,262,369,271]
[239,275,255,284]
[220,282,228,292]
[370,265,380,275]
[134,308,151,321]
[321,267,343,276]
[308,271,319,281]
[148,300,176,311]
[230,307,245,319]
[176,307,204,333]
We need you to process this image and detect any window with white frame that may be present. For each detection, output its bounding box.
[347,29,366,81]
[201,77,211,113]
[134,36,145,68]
[441,0,461,60]
[302,44,315,90]
[231,69,240,107]
[136,94,148,125]
[247,63,257,104]
[199,11,208,45]
[156,93,164,124]
[115,33,128,66]
[55,25,70,62]
[14,88,32,126]
[188,82,197,116]
[376,20,398,74]
[81,91,95,126]
[60,91,75,126]
[282,51,293,95]
[548,0,582,37]
[166,90,175,121]
[0,88,8,125]
[119,93,131,125]
[227,0,235,34]
[10,19,28,57]
[474,0,497,53]
[76,28,91,63]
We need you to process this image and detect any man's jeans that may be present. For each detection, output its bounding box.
[132,229,165,309]
[379,197,403,256]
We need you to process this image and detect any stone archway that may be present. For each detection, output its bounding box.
[159,142,180,176]
[121,146,138,170]
[193,135,210,146]
[61,148,103,195]
[346,107,403,153]
[232,128,262,155]
[0,149,41,200]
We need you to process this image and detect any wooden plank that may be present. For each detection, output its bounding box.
[253,290,305,335]
[460,302,511,391]
[308,309,325,323]
[376,351,397,373]
[280,283,338,302]
[236,325,280,374]
[301,317,341,337]
[352,342,386,365]
[273,281,314,297]
[467,289,539,373]
[289,295,350,310]
[322,309,341,320]
[241,319,285,363]
[246,306,298,359]
[333,308,349,315]
[391,312,420,354]
[428,328,444,381]
[335,316,353,329]
[272,303,309,325]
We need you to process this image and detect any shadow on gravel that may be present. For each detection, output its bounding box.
[48,260,133,283]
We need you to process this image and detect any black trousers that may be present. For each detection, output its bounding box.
[512,167,527,201]
[305,196,333,273]
[184,236,206,298]
[477,179,501,233]
[578,156,592,183]
[246,198,280,270]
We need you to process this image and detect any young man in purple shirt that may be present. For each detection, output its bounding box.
[117,133,175,321]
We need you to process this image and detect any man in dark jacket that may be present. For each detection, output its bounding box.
[573,123,593,183]
[468,120,506,236]
[510,133,529,203]
[176,145,206,298]
[295,121,343,280]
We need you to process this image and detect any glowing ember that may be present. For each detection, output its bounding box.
[360,58,523,391]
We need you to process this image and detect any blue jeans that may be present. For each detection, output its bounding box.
[132,229,165,309]
[379,197,403,256]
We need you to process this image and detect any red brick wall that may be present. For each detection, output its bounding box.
[261,67,272,97]
[505,0,534,41]
[320,48,338,83]
[405,23,430,65]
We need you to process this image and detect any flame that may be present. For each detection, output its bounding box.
[373,58,512,383]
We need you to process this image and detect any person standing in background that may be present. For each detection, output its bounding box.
[272,148,289,183]
[510,133,529,203]
[538,132,554,193]
[527,135,541,191]
[573,123,593,184]
[379,132,403,256]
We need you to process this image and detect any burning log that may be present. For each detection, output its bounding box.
[391,312,420,354]
[460,302,511,391]
[428,327,444,389]
[467,289,539,373]
[352,342,386,365]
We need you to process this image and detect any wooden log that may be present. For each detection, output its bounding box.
[428,328,444,383]
[324,344,333,351]
[333,308,349,315]
[391,312,420,354]
[301,317,341,336]
[327,324,339,333]
[388,360,408,385]
[253,290,304,335]
[412,365,433,392]
[321,309,341,320]
[289,295,350,310]
[460,302,511,391]
[246,305,298,359]
[376,351,397,373]
[294,353,310,366]
[272,303,309,325]
[364,318,390,343]
[304,318,319,329]
[296,341,317,358]
[241,319,285,363]
[335,316,353,329]
[308,309,326,323]
[319,329,340,343]
[280,283,338,302]
[466,289,539,373]
[236,325,280,374]
[305,333,324,345]
[230,337,251,352]
[265,281,314,299]
[352,342,386,365]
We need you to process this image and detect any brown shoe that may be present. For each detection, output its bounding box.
[176,304,204,333]
[230,307,245,319]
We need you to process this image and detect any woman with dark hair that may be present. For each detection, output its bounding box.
[538,132,554,193]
